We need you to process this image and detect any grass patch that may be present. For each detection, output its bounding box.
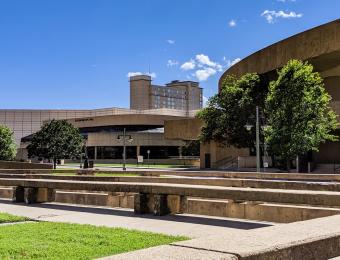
[0,222,187,259]
[0,212,29,224]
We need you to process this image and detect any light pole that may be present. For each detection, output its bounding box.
[255,106,260,173]
[245,106,261,173]
[117,128,133,171]
[147,150,150,168]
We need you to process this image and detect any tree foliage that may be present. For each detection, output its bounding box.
[27,120,84,168]
[182,140,200,156]
[265,60,338,168]
[0,125,17,161]
[197,73,266,148]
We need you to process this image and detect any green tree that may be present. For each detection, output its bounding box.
[27,120,84,169]
[265,59,338,170]
[0,125,17,161]
[197,73,267,149]
[182,140,200,156]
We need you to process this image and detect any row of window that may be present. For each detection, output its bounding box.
[86,146,181,159]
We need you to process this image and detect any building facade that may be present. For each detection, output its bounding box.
[130,75,203,112]
[164,19,340,169]
[0,75,202,162]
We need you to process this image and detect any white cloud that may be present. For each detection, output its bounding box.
[180,54,223,81]
[223,57,241,68]
[167,59,179,67]
[127,72,156,78]
[277,0,296,2]
[261,10,303,23]
[195,54,222,71]
[180,60,196,70]
[229,19,236,27]
[167,39,175,44]
[195,68,217,81]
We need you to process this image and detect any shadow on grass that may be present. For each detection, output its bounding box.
[0,199,272,230]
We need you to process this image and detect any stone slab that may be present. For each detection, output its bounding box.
[173,214,340,259]
[3,178,340,207]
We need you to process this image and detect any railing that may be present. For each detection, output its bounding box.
[169,156,200,160]
[215,156,238,170]
[334,162,340,173]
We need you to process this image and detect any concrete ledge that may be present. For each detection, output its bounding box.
[99,245,237,260]
[0,161,53,169]
[104,214,340,259]
[173,214,340,259]
[4,170,340,182]
[2,187,339,223]
[5,174,340,192]
[187,198,340,223]
[0,187,13,199]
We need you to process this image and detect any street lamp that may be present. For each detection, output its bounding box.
[244,106,261,173]
[117,128,133,171]
[147,150,150,168]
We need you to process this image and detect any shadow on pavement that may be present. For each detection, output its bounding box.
[0,199,272,230]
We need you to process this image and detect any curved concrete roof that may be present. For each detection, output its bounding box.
[219,19,340,91]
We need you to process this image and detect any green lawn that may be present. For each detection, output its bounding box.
[0,222,187,259]
[0,212,29,224]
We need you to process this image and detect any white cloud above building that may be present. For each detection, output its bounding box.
[261,10,303,23]
[127,72,157,78]
[180,60,196,70]
[167,59,179,67]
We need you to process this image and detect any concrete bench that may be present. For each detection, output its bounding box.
[2,174,340,192]
[2,178,340,216]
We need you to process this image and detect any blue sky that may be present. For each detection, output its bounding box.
[1,0,339,109]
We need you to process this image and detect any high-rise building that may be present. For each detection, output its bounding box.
[130,75,203,112]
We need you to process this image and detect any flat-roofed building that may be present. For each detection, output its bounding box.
[130,75,203,112]
[0,75,202,163]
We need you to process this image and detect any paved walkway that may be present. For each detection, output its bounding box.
[0,200,273,238]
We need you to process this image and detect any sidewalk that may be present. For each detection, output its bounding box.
[0,200,273,238]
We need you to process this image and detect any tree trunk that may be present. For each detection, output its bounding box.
[286,159,291,172]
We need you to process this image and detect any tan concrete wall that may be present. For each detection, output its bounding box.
[130,75,151,110]
[69,113,190,129]
[200,141,248,168]
[86,131,184,147]
[219,19,340,86]
[164,118,203,141]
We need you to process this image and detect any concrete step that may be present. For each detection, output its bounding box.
[187,198,340,223]
[2,187,339,223]
[6,174,340,191]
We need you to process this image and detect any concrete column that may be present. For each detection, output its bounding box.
[13,187,55,204]
[37,188,55,202]
[12,186,25,202]
[94,146,98,160]
[134,193,149,214]
[136,145,140,156]
[154,194,170,216]
[24,187,38,204]
[179,146,183,159]
[179,195,188,214]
